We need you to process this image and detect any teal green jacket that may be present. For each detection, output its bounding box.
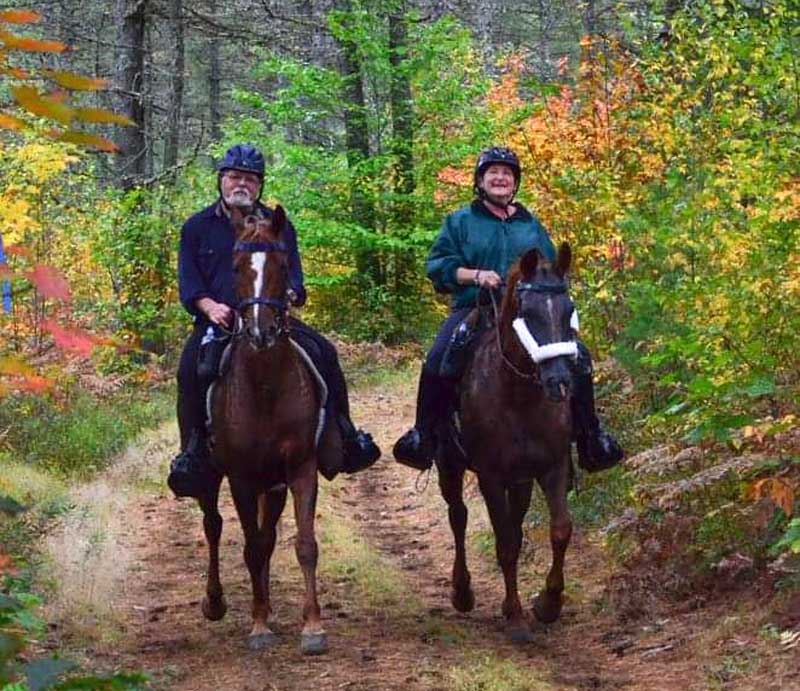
[426,200,556,309]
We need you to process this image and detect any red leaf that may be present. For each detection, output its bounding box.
[26,264,72,301]
[16,374,53,393]
[42,319,101,356]
[4,244,31,257]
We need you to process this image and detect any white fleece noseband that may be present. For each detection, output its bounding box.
[512,316,578,364]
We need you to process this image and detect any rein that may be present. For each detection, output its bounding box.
[488,287,539,381]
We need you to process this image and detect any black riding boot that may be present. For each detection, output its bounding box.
[439,319,479,379]
[393,367,452,471]
[571,345,624,472]
[167,427,222,498]
[338,414,381,473]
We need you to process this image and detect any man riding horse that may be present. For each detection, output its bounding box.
[392,146,624,473]
[168,143,381,498]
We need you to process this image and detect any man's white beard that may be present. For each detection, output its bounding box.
[224,189,254,209]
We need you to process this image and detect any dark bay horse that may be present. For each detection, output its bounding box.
[198,207,328,655]
[438,244,576,643]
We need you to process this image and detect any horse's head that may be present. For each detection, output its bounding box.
[503,243,577,402]
[232,205,290,351]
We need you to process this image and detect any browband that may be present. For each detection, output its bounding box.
[234,241,286,253]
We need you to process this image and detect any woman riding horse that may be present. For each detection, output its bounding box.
[392,146,623,473]
[169,143,381,498]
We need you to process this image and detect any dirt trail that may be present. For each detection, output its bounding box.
[75,383,778,691]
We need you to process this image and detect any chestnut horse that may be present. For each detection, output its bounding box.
[438,244,576,643]
[198,207,328,655]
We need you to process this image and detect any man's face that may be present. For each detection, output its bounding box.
[221,169,261,209]
[479,164,517,204]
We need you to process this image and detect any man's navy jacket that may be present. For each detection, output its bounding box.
[178,201,307,324]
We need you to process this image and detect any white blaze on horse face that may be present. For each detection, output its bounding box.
[250,252,267,336]
[546,295,556,340]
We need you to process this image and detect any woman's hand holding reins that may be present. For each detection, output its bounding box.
[456,267,503,289]
[475,270,502,289]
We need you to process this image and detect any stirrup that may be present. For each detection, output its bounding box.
[576,430,624,473]
[167,446,221,498]
[392,428,433,471]
[342,430,381,473]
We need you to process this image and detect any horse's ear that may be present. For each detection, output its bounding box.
[555,242,571,278]
[272,204,287,235]
[519,249,539,279]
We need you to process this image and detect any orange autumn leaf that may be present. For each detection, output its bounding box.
[0,552,15,575]
[74,107,135,126]
[42,69,108,91]
[0,355,37,378]
[0,65,30,79]
[0,112,25,130]
[12,85,73,124]
[15,374,53,393]
[26,264,72,301]
[1,34,66,52]
[52,129,119,152]
[42,319,103,356]
[5,244,31,257]
[747,478,795,517]
[0,9,41,24]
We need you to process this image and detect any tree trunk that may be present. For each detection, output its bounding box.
[113,0,147,189]
[208,0,222,142]
[164,0,184,171]
[388,5,416,291]
[335,7,381,285]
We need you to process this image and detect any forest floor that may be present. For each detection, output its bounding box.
[41,370,799,691]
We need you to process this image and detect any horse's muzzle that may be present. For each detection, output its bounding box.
[246,326,278,351]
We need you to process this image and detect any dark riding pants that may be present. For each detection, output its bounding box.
[176,319,351,450]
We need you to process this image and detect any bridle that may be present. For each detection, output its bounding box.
[487,279,579,381]
[231,239,290,339]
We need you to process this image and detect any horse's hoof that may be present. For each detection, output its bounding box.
[532,592,562,624]
[506,624,535,644]
[201,596,227,621]
[300,632,328,656]
[451,586,475,613]
[247,631,279,651]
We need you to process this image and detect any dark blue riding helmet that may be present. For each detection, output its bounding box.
[218,143,265,179]
[474,146,521,196]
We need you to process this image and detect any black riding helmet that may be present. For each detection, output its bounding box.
[217,143,265,201]
[473,146,521,200]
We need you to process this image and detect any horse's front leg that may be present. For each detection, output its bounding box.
[261,485,287,639]
[199,476,226,621]
[438,463,474,612]
[479,476,532,643]
[533,458,572,624]
[229,477,276,650]
[289,457,327,655]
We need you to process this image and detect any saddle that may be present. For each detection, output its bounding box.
[200,334,344,481]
